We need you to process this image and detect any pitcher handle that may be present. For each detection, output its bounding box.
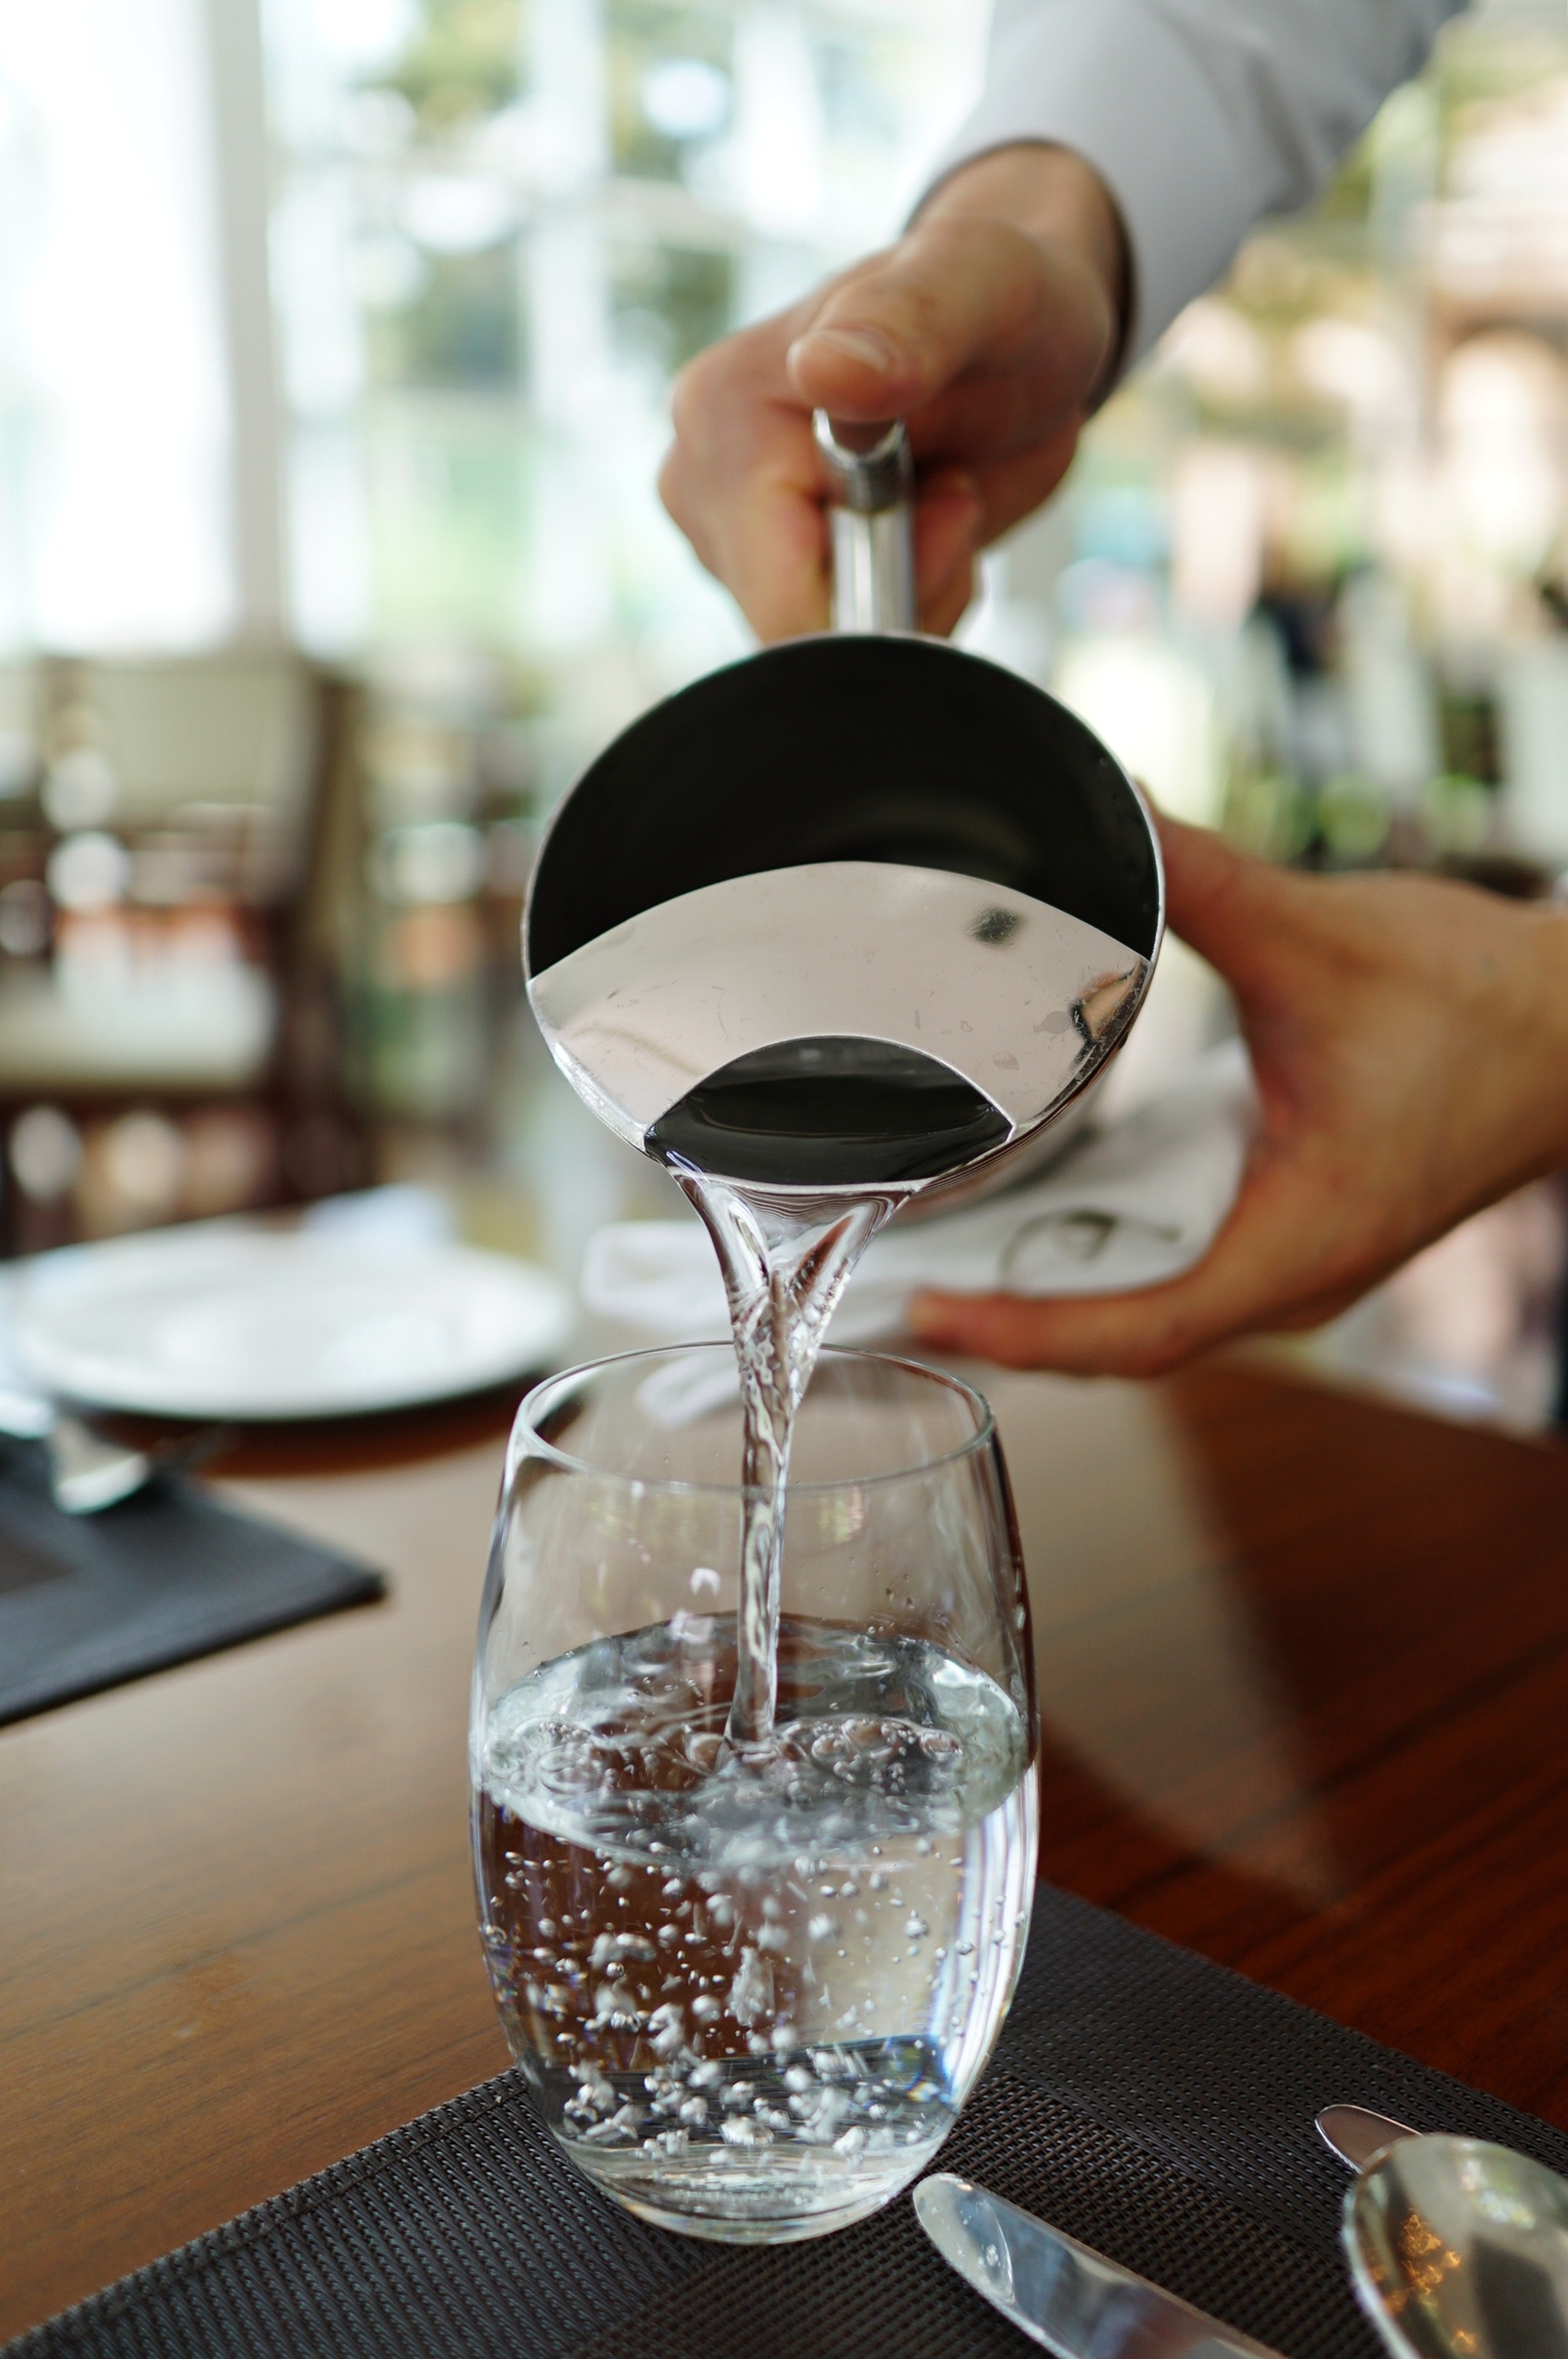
[812,413,916,634]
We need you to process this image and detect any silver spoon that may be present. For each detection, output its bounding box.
[2,1285,167,1512]
[0,1384,220,1515]
[1319,2105,1568,2359]
[1,1389,155,1514]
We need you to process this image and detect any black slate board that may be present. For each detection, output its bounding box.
[0,1440,384,1726]
[12,1882,1568,2359]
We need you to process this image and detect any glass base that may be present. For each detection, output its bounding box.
[557,2131,938,2243]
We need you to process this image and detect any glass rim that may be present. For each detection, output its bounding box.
[514,1341,998,1498]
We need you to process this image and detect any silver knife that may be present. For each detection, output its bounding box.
[914,2174,1286,2359]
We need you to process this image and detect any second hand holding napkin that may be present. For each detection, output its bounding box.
[582,1038,1255,1347]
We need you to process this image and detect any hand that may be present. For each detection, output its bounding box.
[911,816,1568,1378]
[659,145,1127,642]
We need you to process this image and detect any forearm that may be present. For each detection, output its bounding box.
[924,0,1463,364]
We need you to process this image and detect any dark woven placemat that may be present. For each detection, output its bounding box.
[14,1881,1568,2359]
[0,1440,384,1726]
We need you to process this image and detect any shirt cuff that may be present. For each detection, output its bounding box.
[923,0,1264,372]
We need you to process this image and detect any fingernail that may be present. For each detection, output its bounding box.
[908,1295,950,1339]
[791,325,902,376]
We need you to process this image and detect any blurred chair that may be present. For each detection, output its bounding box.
[0,650,371,1256]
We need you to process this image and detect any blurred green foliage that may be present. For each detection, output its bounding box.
[606,0,730,180]
[367,244,522,391]
[379,0,522,136]
[610,238,734,373]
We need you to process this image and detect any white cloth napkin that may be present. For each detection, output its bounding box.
[580,1038,1255,1347]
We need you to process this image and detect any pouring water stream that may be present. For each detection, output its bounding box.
[672,1176,909,1751]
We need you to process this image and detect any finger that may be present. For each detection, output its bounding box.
[726,478,832,642]
[1153,812,1305,999]
[659,412,829,643]
[662,321,840,641]
[742,455,980,642]
[784,216,1109,432]
[907,1152,1359,1379]
[960,421,1086,548]
[913,467,981,631]
[922,557,978,639]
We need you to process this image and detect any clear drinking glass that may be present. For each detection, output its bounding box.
[470,1343,1038,2242]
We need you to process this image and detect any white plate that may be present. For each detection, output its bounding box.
[9,1227,573,1421]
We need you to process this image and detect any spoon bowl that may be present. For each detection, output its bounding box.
[1346,2132,1568,2359]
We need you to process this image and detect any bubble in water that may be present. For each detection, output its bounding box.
[478,1623,1034,2220]
[689,1566,721,1598]
[729,1946,773,2024]
[593,1981,641,2026]
[804,2088,851,2140]
[683,1729,723,1773]
[646,2002,684,2057]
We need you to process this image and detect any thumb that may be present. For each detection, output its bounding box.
[785,215,1098,425]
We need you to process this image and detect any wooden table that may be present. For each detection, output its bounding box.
[5,1360,1568,2339]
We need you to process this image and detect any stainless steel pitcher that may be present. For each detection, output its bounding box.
[524,416,1163,1216]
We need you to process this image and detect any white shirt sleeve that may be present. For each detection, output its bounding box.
[927,0,1466,365]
